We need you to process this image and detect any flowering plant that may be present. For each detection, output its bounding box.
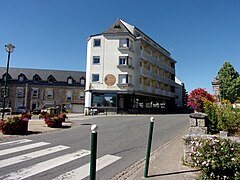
[0,115,29,135]
[39,112,67,128]
[188,88,216,112]
[190,137,240,179]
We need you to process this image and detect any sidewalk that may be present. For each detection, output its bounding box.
[112,129,200,180]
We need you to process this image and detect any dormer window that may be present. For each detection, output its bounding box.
[68,78,73,84]
[47,75,56,83]
[33,74,41,83]
[114,24,121,29]
[80,77,85,85]
[18,74,26,82]
[2,73,12,81]
[19,76,24,82]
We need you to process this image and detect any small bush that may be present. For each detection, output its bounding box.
[218,103,240,135]
[191,137,240,179]
[0,116,29,135]
[203,99,220,134]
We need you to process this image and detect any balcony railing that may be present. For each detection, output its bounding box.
[117,64,134,70]
[140,67,151,77]
[139,85,175,98]
[141,50,175,74]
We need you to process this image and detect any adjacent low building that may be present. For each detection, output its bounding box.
[0,67,85,113]
[85,19,177,114]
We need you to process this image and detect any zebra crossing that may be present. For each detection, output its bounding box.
[0,139,121,180]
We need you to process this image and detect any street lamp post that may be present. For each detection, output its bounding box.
[2,43,15,119]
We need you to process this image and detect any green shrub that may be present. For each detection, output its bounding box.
[203,100,240,135]
[191,137,240,179]
[218,104,240,135]
[203,100,220,134]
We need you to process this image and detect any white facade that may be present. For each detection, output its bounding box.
[175,77,184,108]
[85,19,177,114]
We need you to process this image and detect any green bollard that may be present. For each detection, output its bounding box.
[144,117,154,177]
[90,124,98,180]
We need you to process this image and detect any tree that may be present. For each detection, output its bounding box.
[217,61,240,103]
[188,88,215,112]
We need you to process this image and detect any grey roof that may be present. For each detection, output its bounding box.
[0,67,85,82]
[103,19,133,35]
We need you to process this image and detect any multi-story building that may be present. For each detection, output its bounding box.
[0,67,86,113]
[85,19,177,114]
[175,77,188,111]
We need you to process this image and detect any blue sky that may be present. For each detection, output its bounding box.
[0,0,239,93]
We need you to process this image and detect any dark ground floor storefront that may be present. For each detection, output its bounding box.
[90,91,175,114]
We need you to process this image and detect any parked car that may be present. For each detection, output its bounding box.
[32,107,43,115]
[16,106,28,114]
[0,107,12,115]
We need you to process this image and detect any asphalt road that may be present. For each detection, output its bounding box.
[0,114,189,180]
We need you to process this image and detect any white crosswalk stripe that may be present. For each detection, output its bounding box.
[0,142,50,157]
[0,145,69,168]
[0,139,32,146]
[53,154,122,180]
[0,139,122,180]
[0,149,91,180]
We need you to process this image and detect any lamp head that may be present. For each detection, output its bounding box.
[5,43,15,53]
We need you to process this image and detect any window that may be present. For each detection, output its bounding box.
[2,73,11,81]
[48,76,55,83]
[93,56,100,64]
[19,76,24,81]
[119,56,127,65]
[32,88,39,98]
[18,74,26,82]
[119,74,128,84]
[93,39,101,47]
[66,90,72,101]
[46,89,53,99]
[68,78,73,84]
[1,87,9,97]
[92,74,99,82]
[16,87,24,97]
[119,56,133,67]
[80,92,84,99]
[33,75,41,82]
[92,93,117,107]
[80,78,85,85]
[119,38,132,48]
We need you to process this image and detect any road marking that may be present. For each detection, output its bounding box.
[0,149,90,180]
[53,154,122,180]
[0,145,70,168]
[0,139,32,146]
[0,142,50,157]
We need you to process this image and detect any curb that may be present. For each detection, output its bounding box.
[111,128,189,180]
